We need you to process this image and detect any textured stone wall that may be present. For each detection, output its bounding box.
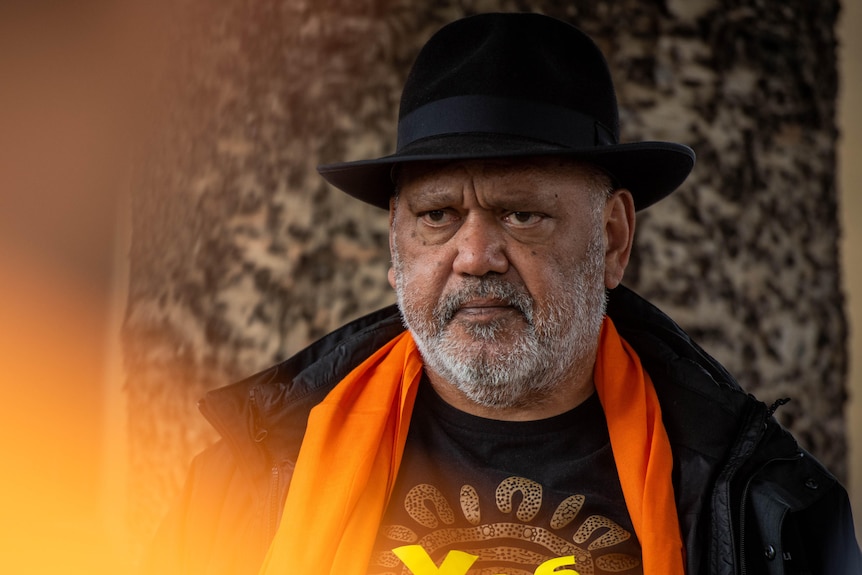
[124,0,845,545]
[613,0,846,472]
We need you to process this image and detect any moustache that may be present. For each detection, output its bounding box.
[432,277,534,328]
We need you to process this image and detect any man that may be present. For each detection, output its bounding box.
[145,12,861,575]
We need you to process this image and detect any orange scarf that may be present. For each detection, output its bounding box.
[594,317,685,575]
[256,330,422,574]
[258,317,684,574]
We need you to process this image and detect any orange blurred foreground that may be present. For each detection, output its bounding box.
[0,244,132,573]
[0,2,171,572]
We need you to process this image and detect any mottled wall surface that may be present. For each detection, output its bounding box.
[614,0,845,471]
[124,0,845,544]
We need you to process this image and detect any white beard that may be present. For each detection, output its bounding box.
[392,213,608,410]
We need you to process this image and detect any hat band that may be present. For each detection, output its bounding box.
[396,95,616,151]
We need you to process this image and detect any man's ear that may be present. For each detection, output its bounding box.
[603,189,636,289]
[388,195,398,290]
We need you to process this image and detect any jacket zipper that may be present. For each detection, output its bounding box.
[248,386,283,552]
[267,462,281,546]
[739,475,751,575]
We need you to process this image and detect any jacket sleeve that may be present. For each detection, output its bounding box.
[741,433,862,575]
[782,481,862,575]
[138,440,269,575]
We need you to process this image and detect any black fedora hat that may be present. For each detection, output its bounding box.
[317,12,695,211]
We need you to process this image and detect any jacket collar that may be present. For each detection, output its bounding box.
[198,305,405,474]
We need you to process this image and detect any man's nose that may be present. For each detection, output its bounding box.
[451,214,509,277]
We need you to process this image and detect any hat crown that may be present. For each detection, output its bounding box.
[317,12,695,213]
[399,13,620,145]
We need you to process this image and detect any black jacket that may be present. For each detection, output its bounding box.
[144,286,861,574]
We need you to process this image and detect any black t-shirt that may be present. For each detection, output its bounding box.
[368,378,643,575]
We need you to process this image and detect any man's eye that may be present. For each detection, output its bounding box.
[505,211,543,226]
[419,210,453,225]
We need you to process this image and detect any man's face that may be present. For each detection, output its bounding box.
[389,158,616,410]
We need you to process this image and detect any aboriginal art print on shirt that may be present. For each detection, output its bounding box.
[367,381,643,575]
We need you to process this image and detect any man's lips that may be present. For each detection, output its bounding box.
[453,299,522,320]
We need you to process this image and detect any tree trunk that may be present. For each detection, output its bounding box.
[124,0,844,548]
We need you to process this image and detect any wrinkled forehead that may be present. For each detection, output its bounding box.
[393,157,614,203]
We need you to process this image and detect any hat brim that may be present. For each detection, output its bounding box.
[317,134,694,212]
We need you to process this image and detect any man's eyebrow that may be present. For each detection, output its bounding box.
[405,184,460,205]
[406,183,563,210]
